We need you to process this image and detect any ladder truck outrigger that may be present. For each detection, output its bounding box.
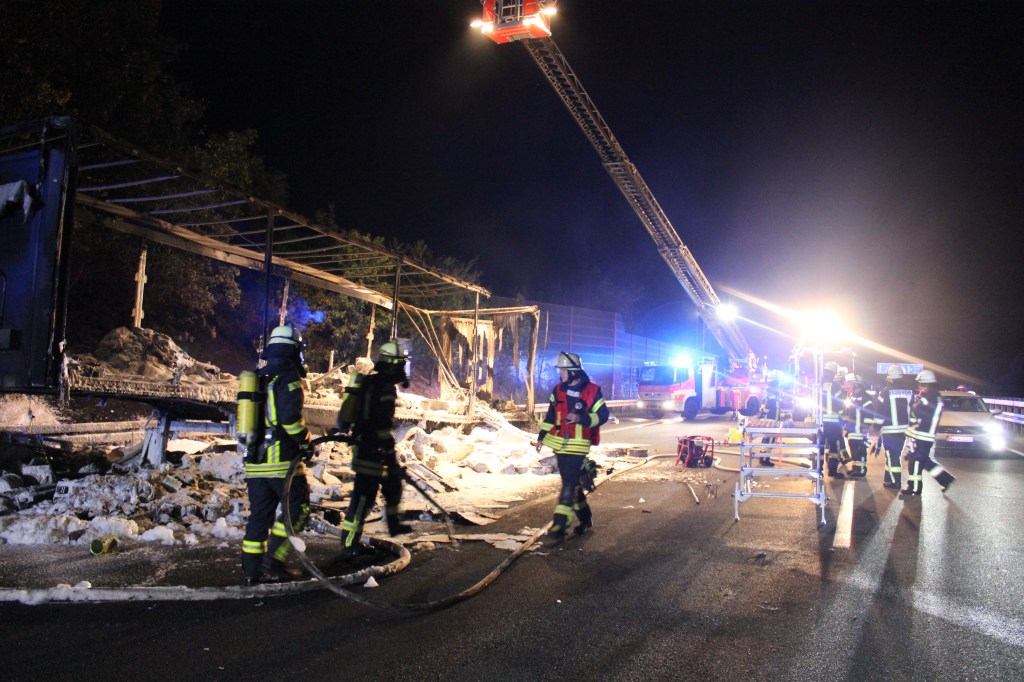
[475,1,765,420]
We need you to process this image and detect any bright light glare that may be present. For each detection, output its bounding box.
[800,310,846,344]
[540,7,558,15]
[470,19,483,28]
[661,400,675,410]
[716,303,737,321]
[673,354,692,368]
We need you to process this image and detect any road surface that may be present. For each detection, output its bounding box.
[3,414,1022,681]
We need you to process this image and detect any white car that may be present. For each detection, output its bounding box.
[935,391,1006,452]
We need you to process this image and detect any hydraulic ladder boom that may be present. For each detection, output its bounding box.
[521,37,752,363]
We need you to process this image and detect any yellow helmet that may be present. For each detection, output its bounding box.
[378,339,411,364]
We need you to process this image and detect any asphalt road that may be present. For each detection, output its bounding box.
[3,415,1023,681]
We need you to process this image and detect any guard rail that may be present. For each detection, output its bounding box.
[986,397,1024,435]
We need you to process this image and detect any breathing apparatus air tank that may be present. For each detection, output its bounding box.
[236,370,263,459]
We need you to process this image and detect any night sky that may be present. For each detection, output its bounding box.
[160,1,1024,390]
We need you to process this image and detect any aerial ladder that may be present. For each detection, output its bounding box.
[474,1,753,366]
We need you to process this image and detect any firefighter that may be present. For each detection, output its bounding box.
[535,351,609,543]
[241,325,313,586]
[903,370,956,495]
[757,371,784,466]
[336,340,413,558]
[876,365,914,489]
[842,374,878,478]
[820,361,847,477]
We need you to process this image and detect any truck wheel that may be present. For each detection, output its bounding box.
[740,396,760,417]
[682,397,700,421]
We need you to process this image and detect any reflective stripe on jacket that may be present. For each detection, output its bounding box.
[539,381,608,455]
[245,369,310,478]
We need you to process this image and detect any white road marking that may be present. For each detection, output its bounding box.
[833,480,855,549]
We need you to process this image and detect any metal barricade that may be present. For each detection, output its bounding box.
[734,418,827,525]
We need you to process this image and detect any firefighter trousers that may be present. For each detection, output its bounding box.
[552,453,591,536]
[904,439,955,494]
[242,473,310,579]
[881,433,905,486]
[341,459,404,548]
[847,435,868,477]
[822,422,843,475]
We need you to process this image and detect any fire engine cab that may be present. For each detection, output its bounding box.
[474,1,556,43]
[636,356,764,420]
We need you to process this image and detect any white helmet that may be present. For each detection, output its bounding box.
[555,351,583,370]
[886,365,904,381]
[267,325,302,347]
[916,370,937,384]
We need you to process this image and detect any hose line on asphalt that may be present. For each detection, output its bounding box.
[283,444,680,612]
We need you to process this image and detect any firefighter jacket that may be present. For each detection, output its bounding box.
[821,380,846,422]
[245,361,311,479]
[342,371,399,470]
[907,386,943,443]
[761,384,783,421]
[538,377,609,456]
[877,383,914,435]
[844,388,880,437]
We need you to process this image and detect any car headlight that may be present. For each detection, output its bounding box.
[984,421,1002,434]
[636,400,645,409]
[662,400,675,410]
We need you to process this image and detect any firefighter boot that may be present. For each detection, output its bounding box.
[386,514,413,536]
[573,504,593,536]
[548,504,573,545]
[261,556,303,581]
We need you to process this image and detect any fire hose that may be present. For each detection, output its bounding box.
[281,437,673,612]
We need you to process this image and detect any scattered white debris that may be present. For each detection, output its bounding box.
[364,576,379,588]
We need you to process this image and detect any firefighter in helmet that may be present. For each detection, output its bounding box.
[820,361,847,477]
[536,352,609,543]
[876,365,914,489]
[757,371,784,466]
[903,370,955,495]
[336,339,413,558]
[842,373,878,478]
[241,325,313,586]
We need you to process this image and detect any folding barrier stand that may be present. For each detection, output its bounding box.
[734,418,827,526]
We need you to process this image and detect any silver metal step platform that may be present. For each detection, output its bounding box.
[734,419,827,525]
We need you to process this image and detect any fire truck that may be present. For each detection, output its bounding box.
[636,356,765,420]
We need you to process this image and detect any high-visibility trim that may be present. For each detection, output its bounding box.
[852,461,867,469]
[885,465,901,473]
[271,521,287,538]
[929,465,947,479]
[352,457,385,477]
[244,461,292,478]
[880,425,907,434]
[243,539,267,554]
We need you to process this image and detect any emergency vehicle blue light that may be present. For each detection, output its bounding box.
[672,354,692,368]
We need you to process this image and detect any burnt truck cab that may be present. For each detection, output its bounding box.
[636,356,763,420]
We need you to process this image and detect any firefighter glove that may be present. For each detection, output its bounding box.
[299,442,314,460]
